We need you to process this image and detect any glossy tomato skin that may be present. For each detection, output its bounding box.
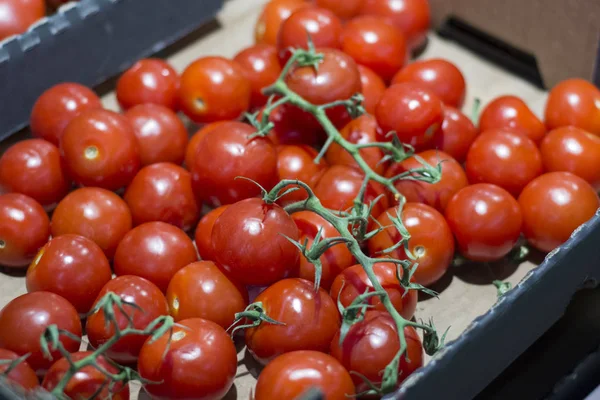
[60,108,141,191]
[42,352,129,400]
[245,278,341,364]
[212,198,299,286]
[466,129,543,197]
[367,203,454,286]
[545,78,600,135]
[392,59,466,108]
[255,351,356,400]
[519,172,600,253]
[263,103,322,146]
[114,222,197,293]
[0,194,49,268]
[30,83,102,146]
[178,56,251,123]
[292,211,355,289]
[433,106,479,163]
[255,0,310,46]
[358,65,387,115]
[124,104,188,166]
[277,145,328,205]
[445,183,522,262]
[184,121,227,169]
[0,0,45,39]
[166,261,248,329]
[191,121,278,207]
[234,44,282,108]
[341,16,407,82]
[330,311,423,392]
[386,150,468,212]
[0,348,39,390]
[124,163,200,232]
[116,58,179,111]
[26,234,112,314]
[0,139,69,208]
[0,292,82,375]
[315,0,362,19]
[194,205,229,262]
[138,318,237,400]
[479,95,545,143]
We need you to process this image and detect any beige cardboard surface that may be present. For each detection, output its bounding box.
[0,0,550,398]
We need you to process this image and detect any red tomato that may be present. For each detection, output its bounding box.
[385,150,467,212]
[0,0,45,40]
[194,205,229,262]
[540,126,600,190]
[367,203,454,286]
[330,311,423,392]
[466,129,543,197]
[545,78,600,136]
[292,211,355,289]
[262,103,322,146]
[341,16,407,82]
[433,106,479,163]
[255,0,310,46]
[166,261,248,329]
[124,163,200,232]
[138,318,237,400]
[314,165,390,216]
[124,104,188,166]
[0,194,49,268]
[519,172,600,253]
[0,139,69,208]
[479,95,545,143]
[113,222,197,293]
[51,187,132,260]
[116,59,180,111]
[86,275,168,365]
[42,352,129,400]
[26,234,112,314]
[60,108,141,191]
[234,44,282,108]
[212,198,299,286]
[30,83,102,146]
[245,278,340,364]
[358,65,387,115]
[178,56,251,123]
[190,121,278,207]
[277,145,328,205]
[255,351,356,399]
[445,183,522,262]
[0,348,38,390]
[0,292,81,375]
[184,121,227,169]
[315,0,362,19]
[376,82,444,149]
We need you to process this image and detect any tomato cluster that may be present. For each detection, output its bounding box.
[1,0,600,399]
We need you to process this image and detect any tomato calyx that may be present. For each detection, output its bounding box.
[493,280,512,298]
[228,302,285,337]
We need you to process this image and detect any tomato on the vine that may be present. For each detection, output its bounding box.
[255,0,310,46]
[479,95,546,143]
[184,121,227,169]
[262,103,323,146]
[194,205,229,262]
[234,44,282,109]
[0,0,45,40]
[545,78,600,135]
[358,65,387,115]
[433,106,479,163]
[277,145,328,205]
[0,348,38,391]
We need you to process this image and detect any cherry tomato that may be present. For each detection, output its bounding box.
[113,222,197,293]
[245,278,340,364]
[292,211,355,289]
[315,0,362,19]
[432,106,479,163]
[0,0,45,40]
[26,234,112,314]
[0,292,81,375]
[51,187,132,260]
[358,0,430,50]
[330,311,423,392]
[124,163,200,232]
[385,150,467,212]
[277,145,328,205]
[184,121,227,169]
[194,205,229,262]
[234,44,282,108]
[42,352,129,400]
[86,275,168,365]
[60,108,141,191]
[519,172,600,253]
[367,203,454,286]
[191,121,278,207]
[545,78,600,136]
[255,351,356,400]
[255,0,310,46]
[376,82,444,149]
[341,16,407,82]
[262,103,322,146]
[124,104,188,166]
[212,198,299,286]
[479,95,545,143]
[445,183,522,262]
[466,129,543,197]
[30,83,102,146]
[178,56,251,123]
[358,65,387,115]
[540,126,600,190]
[0,348,38,390]
[0,194,49,268]
[138,318,237,400]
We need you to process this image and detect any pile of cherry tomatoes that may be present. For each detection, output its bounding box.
[1,0,600,398]
[0,0,79,41]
